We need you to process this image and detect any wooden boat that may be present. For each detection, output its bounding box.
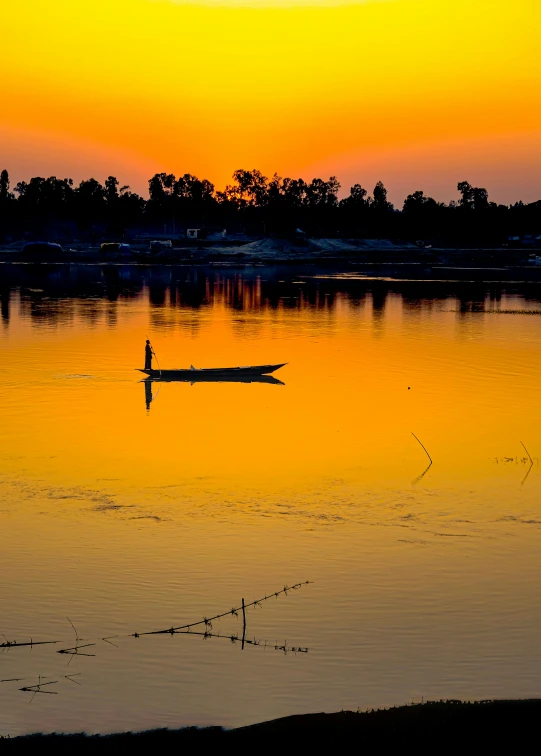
[137,363,286,381]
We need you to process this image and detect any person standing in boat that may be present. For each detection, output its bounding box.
[145,339,154,370]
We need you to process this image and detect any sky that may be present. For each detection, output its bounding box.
[1,0,540,205]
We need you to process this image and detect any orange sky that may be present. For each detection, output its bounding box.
[2,0,540,204]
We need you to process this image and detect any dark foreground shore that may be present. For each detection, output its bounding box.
[4,700,541,751]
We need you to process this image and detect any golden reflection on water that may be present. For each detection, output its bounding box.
[1,266,541,734]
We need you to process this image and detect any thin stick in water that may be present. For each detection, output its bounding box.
[520,441,533,465]
[412,433,433,465]
[241,598,246,651]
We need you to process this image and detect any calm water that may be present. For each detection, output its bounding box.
[1,264,541,735]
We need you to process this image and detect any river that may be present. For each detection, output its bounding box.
[1,264,540,734]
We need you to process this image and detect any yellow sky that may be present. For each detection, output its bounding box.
[2,0,540,202]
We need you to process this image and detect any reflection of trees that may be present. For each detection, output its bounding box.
[106,304,117,329]
[4,266,541,329]
[457,284,490,313]
[77,302,102,327]
[371,286,387,316]
[18,287,77,327]
[149,284,167,306]
[1,287,9,324]
[102,267,121,302]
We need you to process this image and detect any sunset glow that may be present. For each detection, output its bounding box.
[2,0,541,202]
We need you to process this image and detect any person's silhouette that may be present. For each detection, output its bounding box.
[145,339,154,370]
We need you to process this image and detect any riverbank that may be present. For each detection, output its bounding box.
[4,700,541,751]
[0,238,536,268]
[2,238,541,283]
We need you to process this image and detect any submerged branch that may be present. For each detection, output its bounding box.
[411,433,433,465]
[133,581,312,638]
[520,441,533,465]
[169,628,308,654]
[1,639,59,649]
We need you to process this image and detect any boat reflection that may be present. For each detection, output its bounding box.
[143,374,284,410]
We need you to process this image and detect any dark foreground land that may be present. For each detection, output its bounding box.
[4,700,541,751]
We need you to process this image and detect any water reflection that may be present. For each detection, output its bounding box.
[144,379,153,410]
[2,263,541,330]
[143,374,284,410]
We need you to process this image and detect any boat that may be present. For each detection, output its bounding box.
[137,363,286,381]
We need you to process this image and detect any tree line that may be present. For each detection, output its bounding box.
[0,168,540,245]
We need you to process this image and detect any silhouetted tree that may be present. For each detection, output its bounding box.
[232,169,268,207]
[363,181,395,237]
[13,176,75,236]
[73,178,105,232]
[0,169,15,241]
[173,173,216,225]
[372,181,393,212]
[402,190,446,240]
[457,181,474,208]
[175,174,214,204]
[305,177,340,207]
[0,169,12,201]
[458,181,490,211]
[339,184,369,235]
[111,184,145,234]
[342,184,368,207]
[146,173,177,230]
[148,172,175,202]
[472,187,489,211]
[105,176,120,205]
[4,167,541,247]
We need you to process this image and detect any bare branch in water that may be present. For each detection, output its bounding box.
[412,433,433,465]
[133,581,313,638]
[520,441,533,465]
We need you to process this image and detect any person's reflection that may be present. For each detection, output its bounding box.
[144,379,153,410]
